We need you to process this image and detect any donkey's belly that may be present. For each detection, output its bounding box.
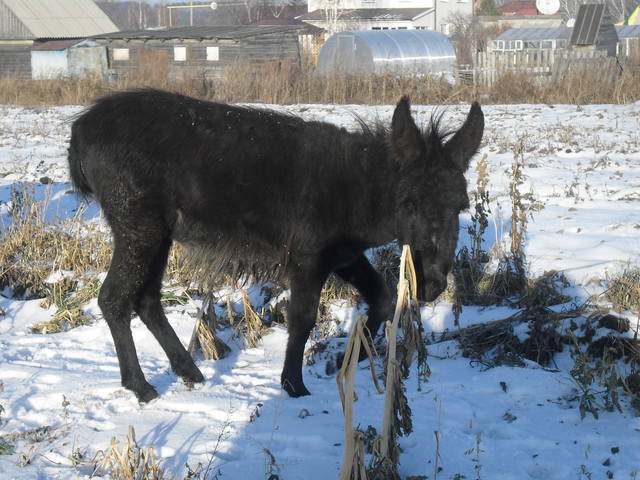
[172,212,290,284]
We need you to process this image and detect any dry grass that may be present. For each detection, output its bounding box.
[0,185,111,330]
[605,266,640,313]
[1,198,129,332]
[0,61,638,107]
[32,278,101,333]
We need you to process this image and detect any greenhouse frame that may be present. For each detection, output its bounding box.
[317,29,456,76]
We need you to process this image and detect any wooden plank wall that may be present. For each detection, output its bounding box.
[100,31,301,83]
[0,44,32,79]
[461,49,621,87]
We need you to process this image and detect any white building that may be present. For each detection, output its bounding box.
[299,0,473,35]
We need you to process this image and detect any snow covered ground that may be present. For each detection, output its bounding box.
[0,101,639,479]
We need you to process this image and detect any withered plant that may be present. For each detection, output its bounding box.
[0,184,111,332]
[94,426,166,480]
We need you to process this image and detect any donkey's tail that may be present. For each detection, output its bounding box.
[67,122,93,198]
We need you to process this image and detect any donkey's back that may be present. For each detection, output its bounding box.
[70,89,326,207]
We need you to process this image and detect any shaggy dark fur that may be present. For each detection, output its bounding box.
[68,89,484,401]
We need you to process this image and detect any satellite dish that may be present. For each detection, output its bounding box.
[210,1,217,9]
[536,0,560,15]
[566,18,576,28]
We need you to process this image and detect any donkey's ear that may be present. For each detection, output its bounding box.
[391,96,425,168]
[444,102,484,171]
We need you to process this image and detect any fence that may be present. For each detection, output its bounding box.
[458,49,634,87]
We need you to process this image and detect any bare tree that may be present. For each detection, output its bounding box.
[447,12,511,64]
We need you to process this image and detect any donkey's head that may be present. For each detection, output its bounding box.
[391,97,484,302]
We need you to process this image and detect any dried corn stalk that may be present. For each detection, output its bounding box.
[337,316,369,480]
[95,425,165,480]
[338,245,427,480]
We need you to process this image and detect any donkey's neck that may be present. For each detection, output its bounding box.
[342,134,399,247]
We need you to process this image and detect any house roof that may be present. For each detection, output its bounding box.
[32,39,83,51]
[298,8,433,22]
[495,25,640,41]
[251,17,324,35]
[495,27,570,41]
[616,24,640,37]
[92,25,305,41]
[1,0,118,39]
[500,1,540,16]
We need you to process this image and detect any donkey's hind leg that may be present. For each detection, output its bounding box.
[135,237,204,386]
[281,264,329,397]
[99,234,163,402]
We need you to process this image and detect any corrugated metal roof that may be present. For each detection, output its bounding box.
[92,25,304,41]
[2,0,118,39]
[496,25,640,41]
[32,39,82,51]
[616,24,640,37]
[495,27,571,41]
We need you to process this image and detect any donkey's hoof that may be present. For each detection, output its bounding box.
[181,368,205,387]
[281,378,311,398]
[176,365,204,384]
[130,383,159,403]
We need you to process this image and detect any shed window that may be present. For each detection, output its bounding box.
[174,46,187,62]
[113,48,130,61]
[206,46,219,61]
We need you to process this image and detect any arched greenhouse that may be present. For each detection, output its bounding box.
[317,29,456,76]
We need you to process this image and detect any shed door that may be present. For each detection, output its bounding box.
[138,49,168,81]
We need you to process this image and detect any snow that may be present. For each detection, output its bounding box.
[0,101,639,479]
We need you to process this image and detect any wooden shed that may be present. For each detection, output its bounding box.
[0,0,118,79]
[31,39,107,79]
[91,25,304,83]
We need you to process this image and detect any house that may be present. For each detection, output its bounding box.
[491,4,627,57]
[617,25,640,56]
[477,14,564,32]
[298,0,473,36]
[492,27,570,51]
[90,25,305,82]
[0,0,118,79]
[492,25,640,56]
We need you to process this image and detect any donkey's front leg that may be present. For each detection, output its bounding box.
[281,266,326,397]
